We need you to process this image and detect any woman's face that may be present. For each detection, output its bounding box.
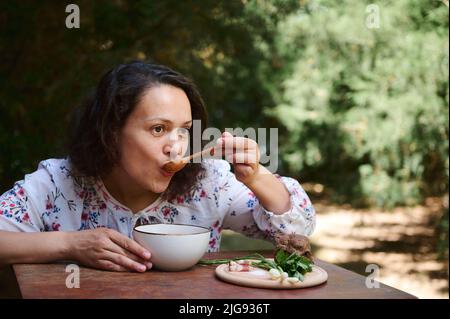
[116,84,192,194]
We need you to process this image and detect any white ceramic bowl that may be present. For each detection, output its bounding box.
[133,223,211,271]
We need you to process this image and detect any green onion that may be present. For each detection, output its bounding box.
[198,249,313,281]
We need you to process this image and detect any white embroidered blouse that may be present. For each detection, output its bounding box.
[0,158,316,252]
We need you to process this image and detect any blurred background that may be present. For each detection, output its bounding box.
[0,0,448,298]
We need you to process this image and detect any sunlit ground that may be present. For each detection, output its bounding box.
[221,186,449,299]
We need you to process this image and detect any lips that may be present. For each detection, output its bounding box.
[160,168,174,177]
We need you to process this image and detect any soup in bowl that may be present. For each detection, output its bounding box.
[133,223,211,271]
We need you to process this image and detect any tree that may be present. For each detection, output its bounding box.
[0,0,298,189]
[266,0,449,207]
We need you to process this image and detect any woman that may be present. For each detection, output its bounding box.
[0,61,315,272]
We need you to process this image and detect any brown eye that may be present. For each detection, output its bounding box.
[151,125,165,136]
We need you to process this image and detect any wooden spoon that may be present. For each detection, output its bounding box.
[162,146,216,173]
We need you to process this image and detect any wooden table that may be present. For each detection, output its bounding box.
[12,251,416,299]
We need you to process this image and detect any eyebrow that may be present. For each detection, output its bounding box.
[143,117,192,125]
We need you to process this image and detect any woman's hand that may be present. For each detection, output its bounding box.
[215,131,291,214]
[216,131,261,185]
[65,228,152,272]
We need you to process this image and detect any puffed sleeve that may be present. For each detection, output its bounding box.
[217,160,316,242]
[0,158,84,233]
[0,179,44,232]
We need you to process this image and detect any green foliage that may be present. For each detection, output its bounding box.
[0,0,448,212]
[273,249,313,281]
[221,230,274,251]
[266,0,449,207]
[0,0,298,189]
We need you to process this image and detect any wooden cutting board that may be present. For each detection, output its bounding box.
[215,260,328,289]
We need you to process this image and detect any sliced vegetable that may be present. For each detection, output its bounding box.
[198,248,314,282]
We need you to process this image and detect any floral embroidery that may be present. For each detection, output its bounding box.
[75,189,85,199]
[171,184,211,205]
[0,182,34,227]
[205,219,223,252]
[0,158,316,252]
[211,181,231,208]
[42,187,76,221]
[246,196,257,209]
[208,237,216,248]
[79,211,101,230]
[144,205,159,213]
[22,213,30,222]
[240,223,264,239]
[160,205,180,223]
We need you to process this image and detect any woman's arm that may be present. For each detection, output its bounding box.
[217,159,316,241]
[0,229,152,272]
[244,165,291,214]
[0,230,69,265]
[0,161,151,271]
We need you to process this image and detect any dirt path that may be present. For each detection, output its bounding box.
[221,187,448,299]
[309,196,448,299]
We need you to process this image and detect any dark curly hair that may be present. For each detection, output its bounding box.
[67,61,208,201]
